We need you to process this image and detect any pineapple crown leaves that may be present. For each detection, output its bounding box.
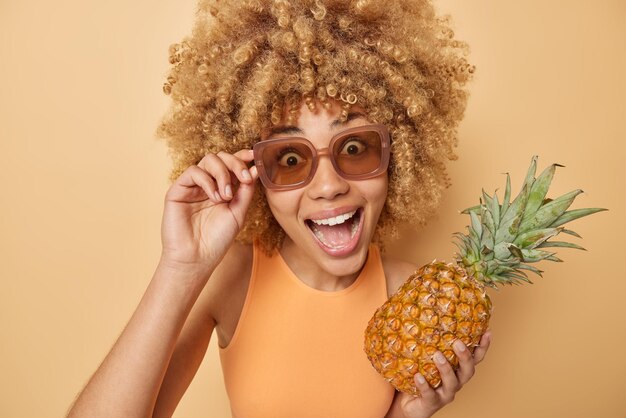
[454,156,607,288]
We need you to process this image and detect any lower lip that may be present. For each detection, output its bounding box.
[306,208,364,257]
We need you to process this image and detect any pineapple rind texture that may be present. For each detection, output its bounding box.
[364,261,492,395]
[364,156,605,396]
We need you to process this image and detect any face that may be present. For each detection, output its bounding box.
[261,99,389,278]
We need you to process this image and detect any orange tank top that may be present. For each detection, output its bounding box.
[219,243,395,418]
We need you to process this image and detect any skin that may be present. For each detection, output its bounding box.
[264,100,388,291]
[67,98,490,418]
[193,98,491,418]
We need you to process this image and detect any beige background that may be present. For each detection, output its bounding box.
[1,0,624,417]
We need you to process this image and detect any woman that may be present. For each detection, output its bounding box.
[68,1,490,417]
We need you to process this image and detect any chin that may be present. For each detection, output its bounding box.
[315,244,371,277]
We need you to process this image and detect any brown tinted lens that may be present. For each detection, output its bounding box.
[332,130,383,175]
[261,141,313,186]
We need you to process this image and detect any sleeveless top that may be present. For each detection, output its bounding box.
[218,243,395,418]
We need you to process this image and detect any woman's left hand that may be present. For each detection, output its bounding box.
[385,330,492,418]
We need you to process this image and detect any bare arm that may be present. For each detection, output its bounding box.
[67,150,258,417]
[67,261,214,417]
[151,242,251,417]
[151,277,215,418]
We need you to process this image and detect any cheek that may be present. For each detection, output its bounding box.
[363,176,388,208]
[264,189,302,226]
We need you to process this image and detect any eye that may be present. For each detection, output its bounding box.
[340,138,366,156]
[277,148,306,167]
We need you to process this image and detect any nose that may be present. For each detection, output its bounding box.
[306,153,349,200]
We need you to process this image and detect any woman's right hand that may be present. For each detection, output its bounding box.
[159,149,258,277]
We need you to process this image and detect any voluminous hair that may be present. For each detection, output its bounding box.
[157,0,474,254]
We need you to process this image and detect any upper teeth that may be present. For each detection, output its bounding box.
[311,210,357,226]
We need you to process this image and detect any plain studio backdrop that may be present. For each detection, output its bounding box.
[1,1,624,417]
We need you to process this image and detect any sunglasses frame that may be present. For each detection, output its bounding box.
[253,123,391,191]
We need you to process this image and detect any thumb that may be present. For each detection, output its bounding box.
[228,167,258,228]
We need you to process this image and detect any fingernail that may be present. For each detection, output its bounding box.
[241,169,251,181]
[225,184,233,198]
[214,191,222,201]
[434,351,446,364]
[453,340,466,352]
[415,373,426,384]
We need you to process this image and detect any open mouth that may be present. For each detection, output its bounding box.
[305,207,364,256]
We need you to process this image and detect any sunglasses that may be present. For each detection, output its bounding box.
[253,124,391,191]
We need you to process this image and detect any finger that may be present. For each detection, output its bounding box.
[453,340,475,385]
[249,165,259,181]
[473,330,492,365]
[217,150,255,185]
[232,148,255,162]
[433,351,460,402]
[228,166,259,227]
[413,373,438,406]
[168,165,221,203]
[197,153,235,201]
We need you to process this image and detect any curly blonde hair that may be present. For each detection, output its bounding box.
[157,0,474,254]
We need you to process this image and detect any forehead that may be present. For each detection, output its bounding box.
[263,99,369,140]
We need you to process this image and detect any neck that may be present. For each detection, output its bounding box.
[279,238,361,292]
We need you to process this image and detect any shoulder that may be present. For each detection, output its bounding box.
[380,252,419,298]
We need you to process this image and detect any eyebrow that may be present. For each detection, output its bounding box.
[267,111,368,137]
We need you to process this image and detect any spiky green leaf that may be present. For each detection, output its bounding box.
[515,263,544,277]
[460,204,481,215]
[537,241,586,250]
[524,155,538,187]
[453,241,467,256]
[506,272,533,284]
[454,232,472,250]
[507,244,524,260]
[548,207,608,228]
[455,156,605,288]
[495,184,530,243]
[545,255,563,262]
[514,227,562,249]
[521,163,561,225]
[561,229,582,238]
[519,189,584,233]
[491,191,501,230]
[501,173,512,217]
[469,234,481,260]
[481,191,497,232]
[519,248,556,263]
[470,210,483,241]
[480,222,495,254]
[494,241,514,260]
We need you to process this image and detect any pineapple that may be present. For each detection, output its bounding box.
[364,156,606,395]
